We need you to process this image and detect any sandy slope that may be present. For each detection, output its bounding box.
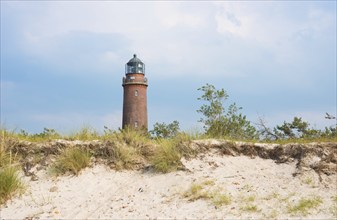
[1,149,336,220]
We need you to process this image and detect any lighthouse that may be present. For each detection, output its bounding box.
[122,54,148,130]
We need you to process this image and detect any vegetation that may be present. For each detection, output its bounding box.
[151,139,182,173]
[240,204,259,212]
[17,127,61,142]
[150,120,180,139]
[0,130,23,204]
[183,181,232,207]
[0,166,23,204]
[287,196,323,216]
[52,147,91,176]
[258,115,337,141]
[197,84,258,140]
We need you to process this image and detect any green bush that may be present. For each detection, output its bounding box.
[150,120,180,139]
[197,83,258,140]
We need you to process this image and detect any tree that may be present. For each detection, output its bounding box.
[150,120,180,139]
[197,84,228,136]
[274,117,321,139]
[197,84,257,139]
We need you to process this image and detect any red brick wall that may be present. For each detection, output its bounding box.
[122,74,148,130]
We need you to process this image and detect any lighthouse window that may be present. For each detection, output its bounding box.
[135,90,138,96]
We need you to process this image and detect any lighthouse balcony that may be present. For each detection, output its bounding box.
[122,77,148,86]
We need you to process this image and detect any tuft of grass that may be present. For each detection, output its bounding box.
[0,130,23,204]
[110,143,142,170]
[183,183,209,201]
[202,179,215,186]
[330,195,337,217]
[183,182,231,207]
[239,193,259,213]
[245,195,256,202]
[210,192,231,206]
[0,166,23,204]
[263,192,280,201]
[52,147,90,175]
[0,149,12,169]
[151,140,182,173]
[240,204,259,212]
[287,196,322,216]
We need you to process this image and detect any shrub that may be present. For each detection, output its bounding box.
[150,120,180,139]
[197,83,258,140]
[52,148,90,175]
[0,166,23,204]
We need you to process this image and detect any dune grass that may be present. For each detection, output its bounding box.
[0,130,23,204]
[51,147,91,176]
[109,143,143,170]
[151,139,182,173]
[0,166,23,204]
[1,125,336,177]
[183,181,232,207]
[287,196,323,216]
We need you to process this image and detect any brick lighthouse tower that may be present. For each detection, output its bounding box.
[122,54,148,130]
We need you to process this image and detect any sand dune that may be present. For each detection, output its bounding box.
[1,142,336,219]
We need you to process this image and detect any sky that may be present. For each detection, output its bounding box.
[1,1,336,134]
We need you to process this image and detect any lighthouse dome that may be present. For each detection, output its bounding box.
[126,54,145,74]
[127,54,143,64]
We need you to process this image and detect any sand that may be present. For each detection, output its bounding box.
[1,149,336,219]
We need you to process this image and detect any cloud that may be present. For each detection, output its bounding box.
[1,1,335,133]
[19,31,129,75]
